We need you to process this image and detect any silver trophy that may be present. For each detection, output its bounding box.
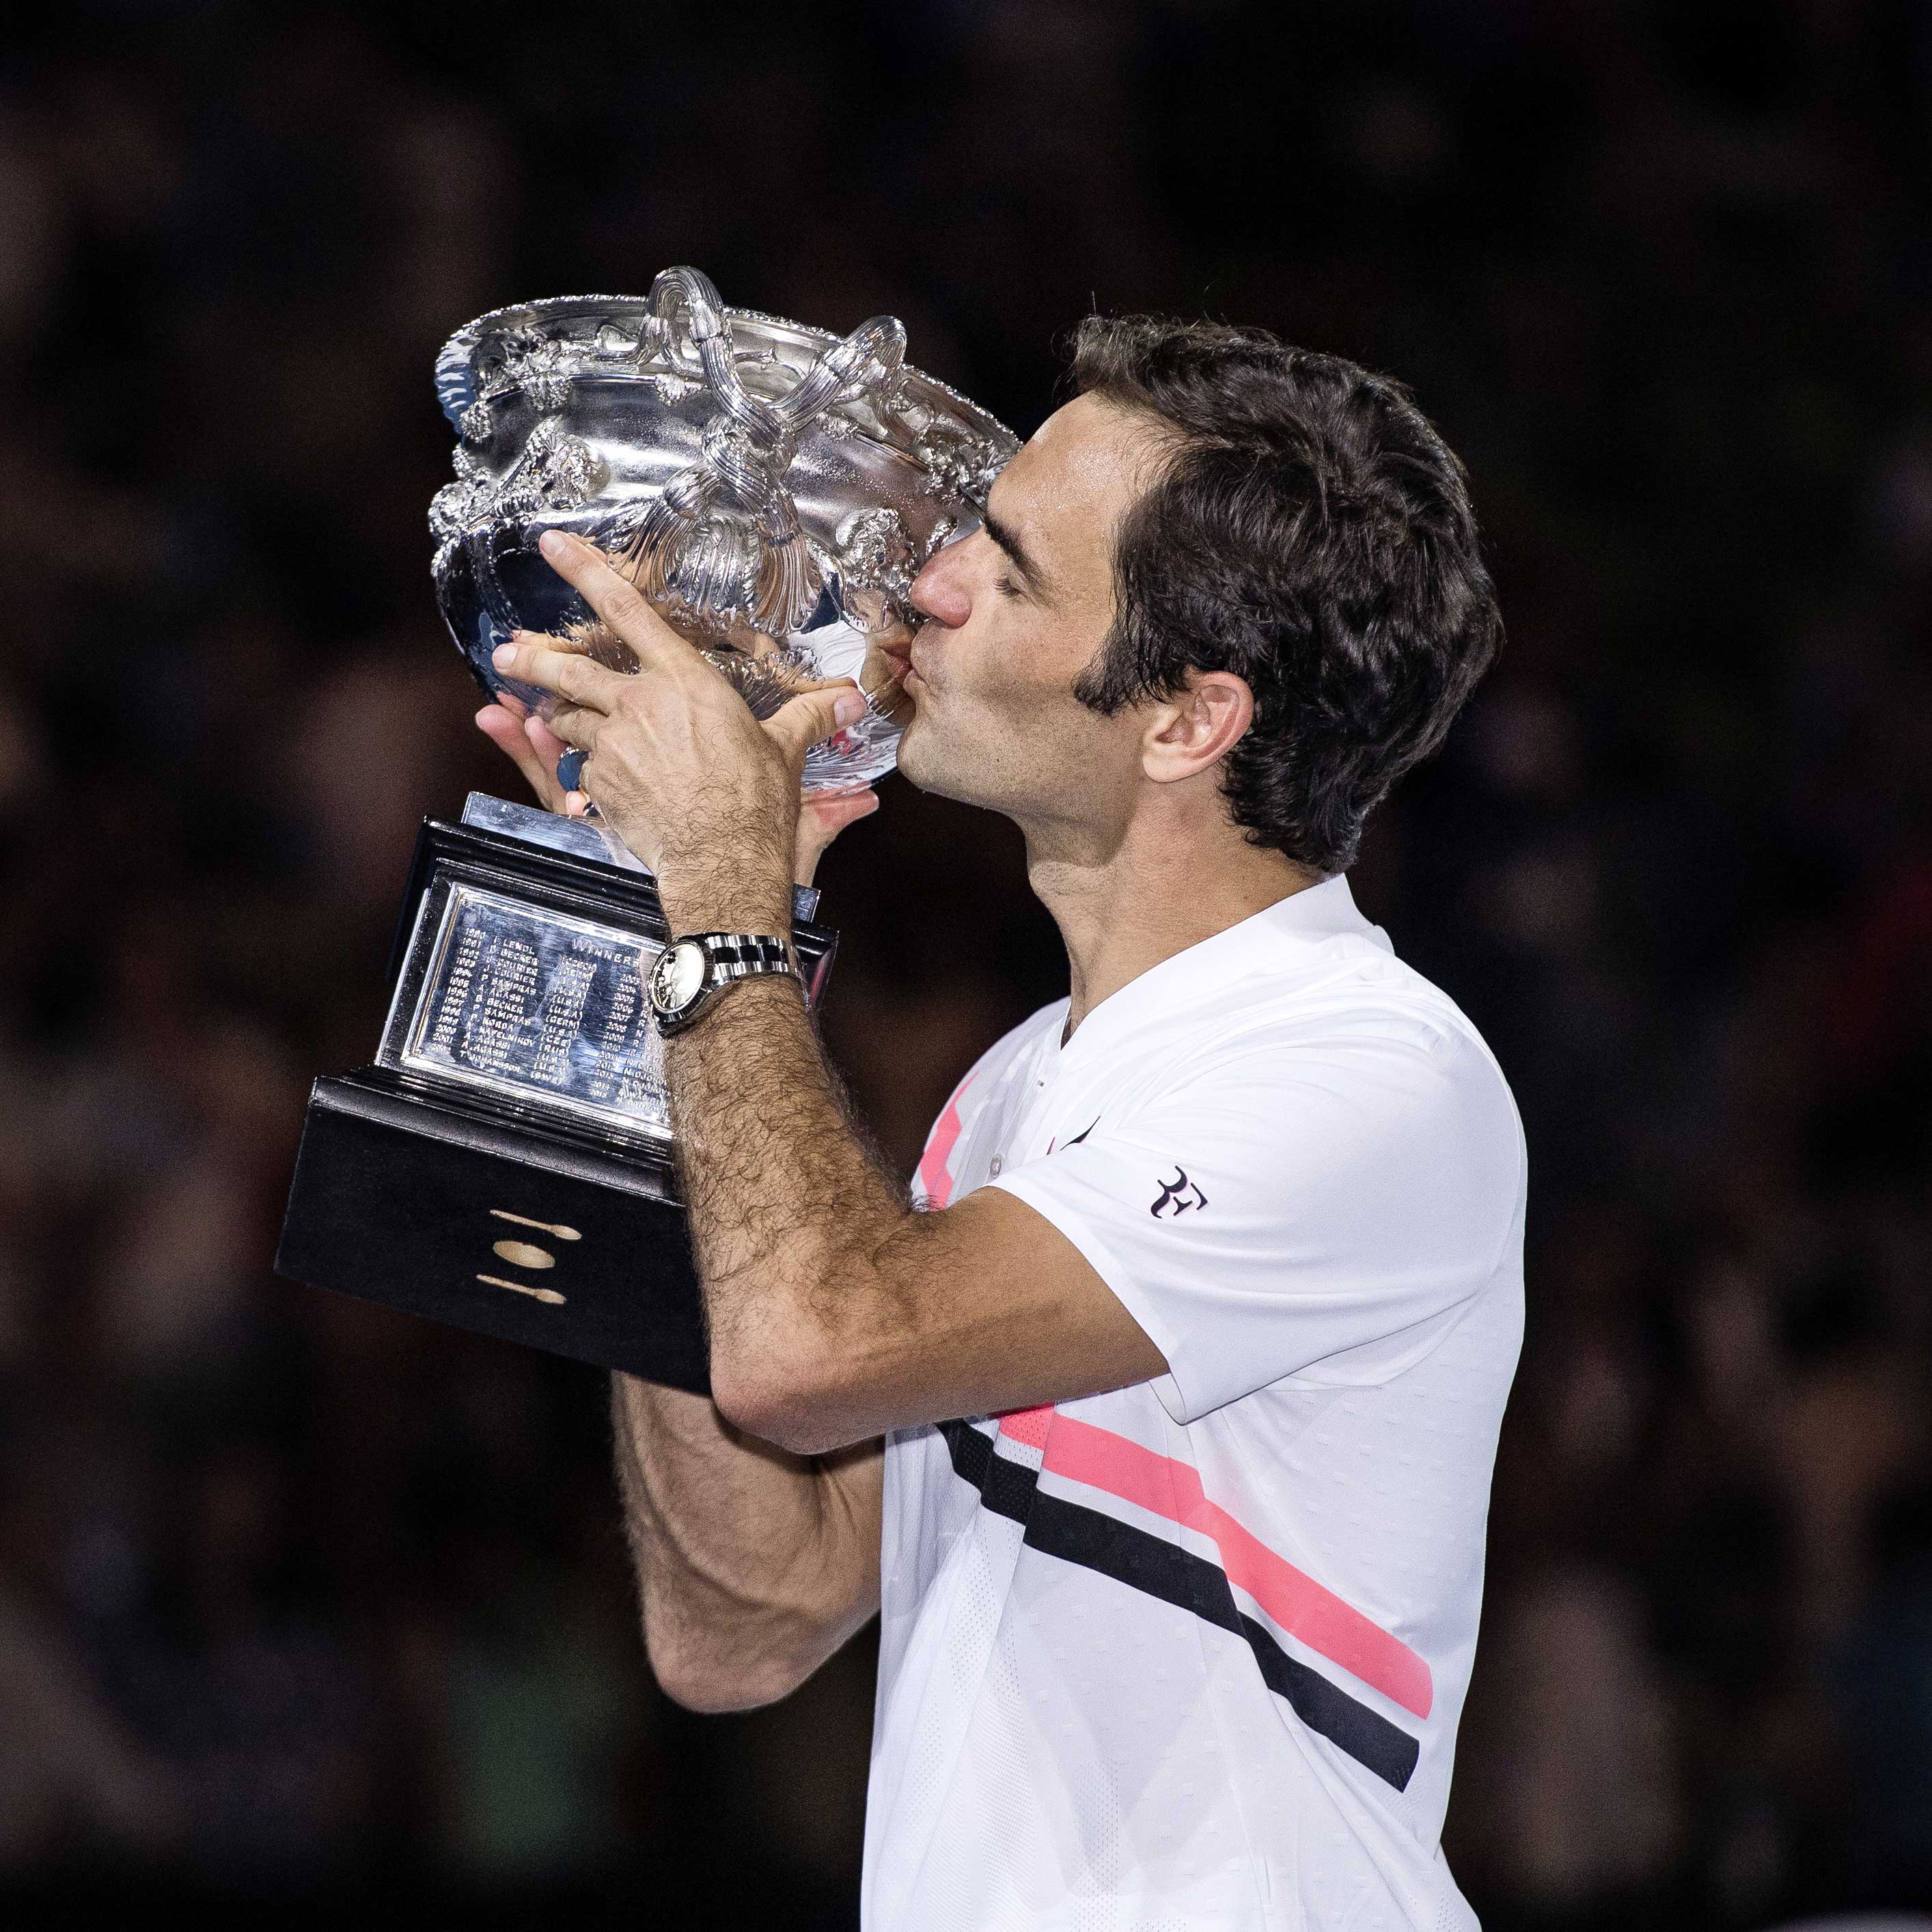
[277,271,1018,1387]
[430,264,1017,790]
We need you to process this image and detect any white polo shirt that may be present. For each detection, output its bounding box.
[863,875,1526,1932]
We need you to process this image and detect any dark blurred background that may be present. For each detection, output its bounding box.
[3,1,1931,1925]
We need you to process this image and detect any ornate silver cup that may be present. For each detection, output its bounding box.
[429,266,1019,790]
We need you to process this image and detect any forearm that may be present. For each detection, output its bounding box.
[611,1370,880,1711]
[665,968,926,1427]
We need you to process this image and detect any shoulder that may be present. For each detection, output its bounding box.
[1133,957,1525,1282]
[1273,945,1513,1100]
[1133,936,1523,1193]
[1166,918,1507,1084]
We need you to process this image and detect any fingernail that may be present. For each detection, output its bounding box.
[833,692,868,728]
[539,529,568,557]
[492,642,516,667]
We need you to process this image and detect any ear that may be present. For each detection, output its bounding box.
[1141,671,1255,785]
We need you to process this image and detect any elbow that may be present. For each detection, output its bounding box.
[648,1651,747,1714]
[647,1633,808,1714]
[709,1332,858,1457]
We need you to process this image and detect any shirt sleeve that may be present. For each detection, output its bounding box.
[988,1023,1524,1424]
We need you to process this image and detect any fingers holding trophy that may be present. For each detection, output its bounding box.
[527,534,921,810]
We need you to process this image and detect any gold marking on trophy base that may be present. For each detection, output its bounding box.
[477,1273,566,1306]
[490,1209,581,1241]
[491,1239,555,1270]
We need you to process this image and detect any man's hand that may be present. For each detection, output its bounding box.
[475,697,578,814]
[487,529,870,930]
[792,786,880,887]
[473,531,879,895]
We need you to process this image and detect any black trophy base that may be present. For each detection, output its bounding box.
[276,1065,710,1392]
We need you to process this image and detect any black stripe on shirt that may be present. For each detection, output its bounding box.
[935,1418,1420,1792]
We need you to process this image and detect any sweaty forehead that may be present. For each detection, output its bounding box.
[993,394,1174,608]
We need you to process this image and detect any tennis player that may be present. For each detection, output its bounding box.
[481,316,1523,1931]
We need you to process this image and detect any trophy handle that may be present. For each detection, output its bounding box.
[644,266,905,434]
[622,269,909,640]
[647,266,788,448]
[770,312,907,428]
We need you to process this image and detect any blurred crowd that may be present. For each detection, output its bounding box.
[1,1,1929,1924]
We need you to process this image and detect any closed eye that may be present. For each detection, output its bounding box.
[997,572,1025,601]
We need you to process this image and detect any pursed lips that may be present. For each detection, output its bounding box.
[884,626,932,691]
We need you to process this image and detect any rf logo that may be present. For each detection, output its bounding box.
[1150,1168,1209,1217]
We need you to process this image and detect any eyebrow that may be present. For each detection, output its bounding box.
[980,499,1053,598]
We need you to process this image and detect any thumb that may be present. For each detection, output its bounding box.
[764,682,869,766]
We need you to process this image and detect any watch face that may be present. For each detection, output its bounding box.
[651,939,707,1015]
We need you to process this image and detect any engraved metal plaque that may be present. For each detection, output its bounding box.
[379,879,670,1141]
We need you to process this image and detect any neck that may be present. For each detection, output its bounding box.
[1024,807,1323,1036]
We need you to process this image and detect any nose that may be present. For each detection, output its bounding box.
[910,540,972,630]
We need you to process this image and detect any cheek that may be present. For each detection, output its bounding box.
[973,607,1094,702]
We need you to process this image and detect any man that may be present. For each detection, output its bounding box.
[479,316,1523,1930]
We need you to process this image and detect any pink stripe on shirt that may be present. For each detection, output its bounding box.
[1000,1408,1433,1719]
[915,1074,974,1209]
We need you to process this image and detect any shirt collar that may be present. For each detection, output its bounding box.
[1053,874,1388,1068]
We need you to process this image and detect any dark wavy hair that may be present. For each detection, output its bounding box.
[1069,317,1502,874]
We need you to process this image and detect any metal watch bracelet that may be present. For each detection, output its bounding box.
[648,931,799,1038]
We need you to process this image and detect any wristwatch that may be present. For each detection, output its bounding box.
[647,931,799,1038]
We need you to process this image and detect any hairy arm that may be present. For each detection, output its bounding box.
[609,833,884,1708]
[476,685,886,1712]
[610,1374,881,1711]
[607,790,889,1709]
